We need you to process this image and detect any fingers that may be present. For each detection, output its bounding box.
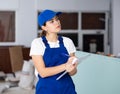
[65,56,78,72]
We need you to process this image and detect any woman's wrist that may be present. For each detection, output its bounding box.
[63,63,67,71]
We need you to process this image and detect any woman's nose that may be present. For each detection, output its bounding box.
[55,20,60,25]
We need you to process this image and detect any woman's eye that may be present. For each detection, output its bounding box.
[50,20,54,23]
[55,17,59,21]
[49,17,59,23]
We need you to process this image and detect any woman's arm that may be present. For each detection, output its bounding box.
[32,55,66,78]
[32,52,77,78]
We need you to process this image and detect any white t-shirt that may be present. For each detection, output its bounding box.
[29,36,76,56]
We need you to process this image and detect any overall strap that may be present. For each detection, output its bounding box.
[58,36,64,47]
[42,36,50,48]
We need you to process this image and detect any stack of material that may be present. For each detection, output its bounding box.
[0,71,6,80]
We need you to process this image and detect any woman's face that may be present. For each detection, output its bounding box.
[42,16,61,33]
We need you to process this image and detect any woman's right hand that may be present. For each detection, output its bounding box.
[65,56,78,72]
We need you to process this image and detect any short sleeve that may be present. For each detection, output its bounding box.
[63,37,76,54]
[29,38,45,56]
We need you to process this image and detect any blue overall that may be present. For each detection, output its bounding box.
[36,36,77,94]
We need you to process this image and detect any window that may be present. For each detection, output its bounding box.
[58,12,78,29]
[81,13,105,30]
[0,11,15,42]
[83,34,104,53]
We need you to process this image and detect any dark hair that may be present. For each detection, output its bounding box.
[40,30,46,37]
[39,23,47,37]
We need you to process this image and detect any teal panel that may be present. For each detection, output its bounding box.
[72,51,120,94]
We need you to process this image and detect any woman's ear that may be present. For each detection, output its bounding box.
[41,26,45,30]
[41,26,47,31]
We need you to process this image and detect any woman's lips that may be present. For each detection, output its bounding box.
[57,25,61,29]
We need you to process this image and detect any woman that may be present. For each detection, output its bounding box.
[30,9,78,94]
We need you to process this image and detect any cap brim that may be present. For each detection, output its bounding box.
[56,12,62,15]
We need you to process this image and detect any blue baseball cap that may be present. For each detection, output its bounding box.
[38,9,62,27]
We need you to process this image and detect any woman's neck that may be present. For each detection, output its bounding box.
[46,34,58,42]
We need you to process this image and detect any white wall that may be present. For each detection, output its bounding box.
[112,0,120,55]
[0,0,19,10]
[16,0,37,47]
[37,0,110,11]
